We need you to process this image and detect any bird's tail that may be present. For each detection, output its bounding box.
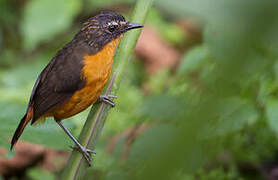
[10,106,34,150]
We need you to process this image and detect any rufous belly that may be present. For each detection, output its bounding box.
[46,36,122,120]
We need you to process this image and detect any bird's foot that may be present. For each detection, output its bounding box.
[98,95,117,107]
[70,145,96,166]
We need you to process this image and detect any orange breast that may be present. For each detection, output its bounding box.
[49,36,122,120]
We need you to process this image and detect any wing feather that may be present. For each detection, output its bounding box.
[31,41,87,123]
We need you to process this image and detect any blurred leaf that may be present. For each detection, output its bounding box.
[128,124,206,179]
[22,0,81,50]
[87,0,134,10]
[202,97,259,138]
[27,168,55,180]
[0,50,17,67]
[105,170,129,180]
[146,69,171,93]
[0,26,2,51]
[129,124,178,162]
[105,83,144,134]
[257,76,278,107]
[197,166,242,180]
[266,98,278,135]
[178,45,209,74]
[274,61,278,81]
[230,121,278,166]
[0,0,19,27]
[139,95,185,122]
[146,8,185,45]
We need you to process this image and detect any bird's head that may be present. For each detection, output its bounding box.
[80,11,143,49]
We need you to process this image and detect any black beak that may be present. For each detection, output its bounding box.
[126,22,144,31]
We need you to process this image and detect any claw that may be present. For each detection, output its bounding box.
[106,95,117,99]
[70,145,96,166]
[56,120,96,166]
[98,95,117,107]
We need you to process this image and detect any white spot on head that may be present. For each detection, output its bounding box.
[107,21,119,26]
[120,21,127,25]
[111,21,119,25]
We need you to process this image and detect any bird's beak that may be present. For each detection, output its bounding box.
[125,22,144,31]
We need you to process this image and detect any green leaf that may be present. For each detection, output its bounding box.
[0,26,2,51]
[105,83,144,134]
[201,97,259,138]
[273,61,278,81]
[87,0,134,10]
[139,95,185,122]
[128,124,179,163]
[27,168,55,180]
[177,45,209,74]
[266,98,278,135]
[21,0,81,50]
[146,8,185,45]
[146,69,171,93]
[128,124,206,178]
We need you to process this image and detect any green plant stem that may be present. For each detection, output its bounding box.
[60,0,153,179]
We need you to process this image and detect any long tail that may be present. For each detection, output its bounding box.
[10,106,34,150]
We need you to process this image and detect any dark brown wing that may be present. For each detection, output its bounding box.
[31,41,89,123]
[11,40,87,149]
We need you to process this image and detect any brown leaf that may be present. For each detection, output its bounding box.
[135,27,181,74]
[0,141,69,178]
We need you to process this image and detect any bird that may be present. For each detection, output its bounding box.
[10,11,143,165]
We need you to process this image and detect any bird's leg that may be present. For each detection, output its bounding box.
[98,95,117,107]
[55,119,96,166]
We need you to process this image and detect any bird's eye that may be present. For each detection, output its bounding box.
[108,24,118,32]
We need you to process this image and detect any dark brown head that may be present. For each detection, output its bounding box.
[79,11,143,50]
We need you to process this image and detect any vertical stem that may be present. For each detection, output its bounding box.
[60,0,153,179]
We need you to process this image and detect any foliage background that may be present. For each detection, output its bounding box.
[1,0,278,179]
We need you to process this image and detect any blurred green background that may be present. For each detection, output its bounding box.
[1,0,278,179]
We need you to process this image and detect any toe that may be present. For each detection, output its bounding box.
[87,149,96,154]
[107,95,117,99]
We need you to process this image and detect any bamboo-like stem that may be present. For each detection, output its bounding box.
[61,0,153,179]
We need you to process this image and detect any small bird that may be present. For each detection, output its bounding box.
[11,11,143,165]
